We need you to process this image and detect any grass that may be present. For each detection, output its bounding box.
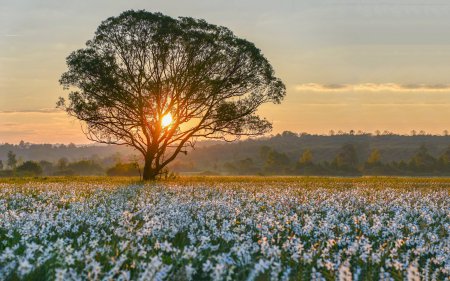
[2,175,450,185]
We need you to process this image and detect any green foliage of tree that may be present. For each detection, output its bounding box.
[259,146,272,161]
[409,144,436,173]
[39,160,54,175]
[223,158,258,175]
[298,149,313,165]
[295,149,328,175]
[57,157,68,170]
[16,161,43,176]
[53,157,74,176]
[439,146,450,164]
[58,10,285,180]
[262,148,290,174]
[7,151,17,170]
[0,160,3,171]
[332,144,359,172]
[363,149,395,175]
[67,160,104,175]
[366,149,381,165]
[437,146,450,173]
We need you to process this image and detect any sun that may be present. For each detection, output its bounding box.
[161,113,173,128]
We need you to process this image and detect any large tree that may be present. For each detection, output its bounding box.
[58,10,285,180]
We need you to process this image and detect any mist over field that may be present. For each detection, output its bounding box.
[2,133,450,177]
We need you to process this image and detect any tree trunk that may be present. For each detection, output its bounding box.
[142,155,158,181]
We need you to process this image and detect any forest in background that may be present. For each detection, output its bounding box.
[1,131,450,177]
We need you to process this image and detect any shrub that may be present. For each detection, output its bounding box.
[106,163,140,177]
[16,161,43,176]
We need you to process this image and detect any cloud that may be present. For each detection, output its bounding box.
[1,123,19,127]
[295,83,450,92]
[0,108,62,114]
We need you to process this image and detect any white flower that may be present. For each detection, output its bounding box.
[185,264,196,280]
[55,268,67,281]
[64,254,74,265]
[203,260,213,273]
[0,180,448,280]
[338,260,352,281]
[407,263,421,281]
[89,260,102,279]
[18,259,33,276]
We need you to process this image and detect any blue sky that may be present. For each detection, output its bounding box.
[1,0,450,143]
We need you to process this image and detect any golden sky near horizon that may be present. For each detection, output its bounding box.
[1,0,450,144]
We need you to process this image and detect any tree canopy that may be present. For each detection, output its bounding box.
[7,151,17,169]
[58,10,285,180]
[16,161,43,176]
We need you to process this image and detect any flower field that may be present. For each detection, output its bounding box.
[0,177,449,280]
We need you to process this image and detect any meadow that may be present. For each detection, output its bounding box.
[0,176,449,280]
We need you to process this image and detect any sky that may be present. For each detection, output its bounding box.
[1,0,450,144]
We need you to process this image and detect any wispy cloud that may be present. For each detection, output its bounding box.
[295,83,450,92]
[1,34,21,37]
[0,108,62,114]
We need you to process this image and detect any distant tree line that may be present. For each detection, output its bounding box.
[185,130,450,173]
[0,140,134,163]
[221,143,450,176]
[1,131,449,177]
[0,150,141,178]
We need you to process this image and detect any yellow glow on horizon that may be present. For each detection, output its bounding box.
[161,113,173,128]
